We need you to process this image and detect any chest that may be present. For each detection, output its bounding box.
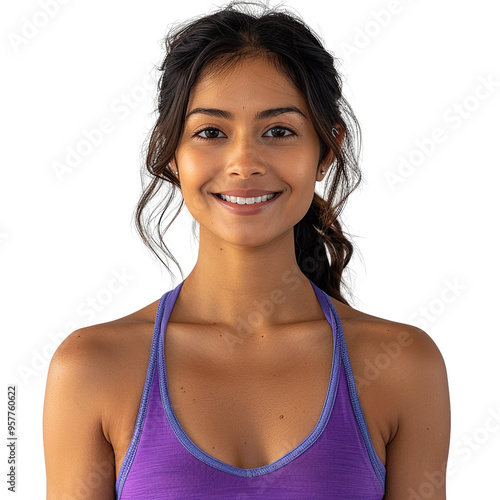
[163,321,334,469]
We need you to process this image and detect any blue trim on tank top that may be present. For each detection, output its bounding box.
[116,278,386,493]
[115,290,172,499]
[317,284,386,490]
[157,278,341,477]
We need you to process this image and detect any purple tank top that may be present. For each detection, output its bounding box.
[115,279,386,499]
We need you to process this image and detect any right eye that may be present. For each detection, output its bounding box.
[195,128,227,140]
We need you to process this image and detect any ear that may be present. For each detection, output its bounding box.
[316,125,344,181]
[169,159,178,176]
[316,149,335,182]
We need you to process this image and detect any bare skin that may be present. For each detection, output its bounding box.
[43,57,450,499]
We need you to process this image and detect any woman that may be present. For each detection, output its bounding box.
[43,2,451,498]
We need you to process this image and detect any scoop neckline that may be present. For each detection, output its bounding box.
[157,278,342,477]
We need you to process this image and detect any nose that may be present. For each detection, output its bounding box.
[225,136,267,178]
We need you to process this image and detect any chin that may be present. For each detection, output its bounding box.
[212,226,292,248]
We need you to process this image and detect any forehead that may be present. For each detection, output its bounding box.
[187,56,306,111]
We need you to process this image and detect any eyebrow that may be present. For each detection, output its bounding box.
[185,106,307,121]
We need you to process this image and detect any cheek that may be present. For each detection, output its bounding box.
[178,144,224,178]
[176,150,215,214]
[280,154,317,188]
[177,148,212,185]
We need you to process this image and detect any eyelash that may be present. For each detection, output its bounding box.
[192,126,297,142]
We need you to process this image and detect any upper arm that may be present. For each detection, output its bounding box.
[383,327,451,499]
[43,329,116,500]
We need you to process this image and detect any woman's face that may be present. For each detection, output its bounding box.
[174,55,328,248]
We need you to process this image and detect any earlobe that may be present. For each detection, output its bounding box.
[317,150,334,181]
[316,167,327,182]
[168,160,179,176]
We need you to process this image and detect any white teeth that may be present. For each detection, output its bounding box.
[220,193,276,204]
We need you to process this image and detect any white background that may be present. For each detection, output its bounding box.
[2,0,499,498]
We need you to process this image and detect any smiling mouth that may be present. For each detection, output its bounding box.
[214,192,281,205]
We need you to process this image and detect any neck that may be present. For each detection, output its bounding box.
[176,226,322,338]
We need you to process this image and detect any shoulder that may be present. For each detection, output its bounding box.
[328,294,446,376]
[325,300,451,494]
[47,298,159,402]
[43,300,159,497]
[328,295,449,430]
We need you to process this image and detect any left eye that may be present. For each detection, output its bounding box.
[263,127,294,138]
[197,128,227,139]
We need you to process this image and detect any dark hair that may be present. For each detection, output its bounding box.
[135,1,363,305]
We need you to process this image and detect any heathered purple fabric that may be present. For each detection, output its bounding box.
[115,279,386,499]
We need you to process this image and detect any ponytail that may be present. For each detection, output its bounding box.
[295,193,356,306]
